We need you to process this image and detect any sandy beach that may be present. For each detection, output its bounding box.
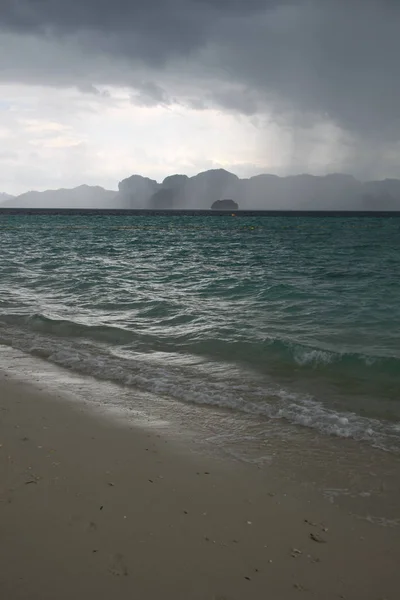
[1,371,399,600]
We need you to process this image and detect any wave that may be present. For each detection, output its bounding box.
[1,313,399,376]
[0,313,137,345]
[264,338,400,373]
[185,336,400,381]
[0,313,399,453]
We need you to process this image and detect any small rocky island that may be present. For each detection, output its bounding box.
[211,199,239,210]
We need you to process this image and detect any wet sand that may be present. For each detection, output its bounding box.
[1,372,399,599]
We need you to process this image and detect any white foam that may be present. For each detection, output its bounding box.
[0,321,399,454]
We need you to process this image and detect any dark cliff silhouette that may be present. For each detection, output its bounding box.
[116,169,400,210]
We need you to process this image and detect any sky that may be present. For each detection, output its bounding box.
[1,0,400,195]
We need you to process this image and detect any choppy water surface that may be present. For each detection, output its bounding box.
[1,214,399,452]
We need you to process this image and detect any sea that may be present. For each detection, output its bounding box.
[1,212,400,459]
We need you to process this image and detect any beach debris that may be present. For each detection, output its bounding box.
[100,506,104,511]
[109,553,128,577]
[293,583,305,591]
[310,533,326,543]
[21,437,29,442]
[291,548,302,558]
[148,479,154,483]
[268,492,276,497]
[247,521,252,525]
[24,480,37,485]
[183,510,188,514]
[304,519,317,526]
[204,471,210,475]
[87,522,97,532]
[244,576,251,581]
[232,539,239,544]
[204,535,215,544]
[108,482,115,487]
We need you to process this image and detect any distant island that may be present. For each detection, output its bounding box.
[211,199,239,210]
[2,169,400,211]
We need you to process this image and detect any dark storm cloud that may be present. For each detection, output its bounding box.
[212,1,400,141]
[0,0,274,62]
[1,0,400,146]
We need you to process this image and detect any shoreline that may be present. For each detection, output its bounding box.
[1,344,400,517]
[1,364,400,598]
[0,326,398,456]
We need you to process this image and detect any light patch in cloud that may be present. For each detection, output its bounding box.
[19,119,71,134]
[0,83,281,194]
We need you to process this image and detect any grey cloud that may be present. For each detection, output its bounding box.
[1,0,400,174]
[213,1,400,140]
[0,1,276,33]
[77,83,110,97]
[130,82,172,107]
[0,0,273,64]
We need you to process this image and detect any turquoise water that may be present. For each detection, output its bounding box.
[1,214,399,451]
